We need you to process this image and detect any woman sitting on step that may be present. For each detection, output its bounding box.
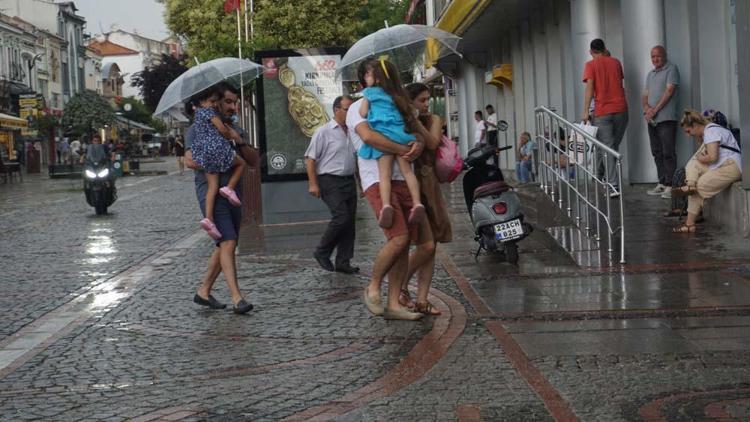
[672,109,743,233]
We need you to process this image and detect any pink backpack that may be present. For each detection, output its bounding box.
[434,135,463,183]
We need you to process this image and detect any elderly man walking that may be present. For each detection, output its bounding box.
[305,95,359,274]
[643,45,680,199]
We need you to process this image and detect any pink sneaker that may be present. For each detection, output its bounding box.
[200,218,222,240]
[219,186,242,207]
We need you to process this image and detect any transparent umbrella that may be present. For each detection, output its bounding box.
[153,57,263,116]
[338,24,461,81]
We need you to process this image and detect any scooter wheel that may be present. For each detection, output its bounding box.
[505,242,519,265]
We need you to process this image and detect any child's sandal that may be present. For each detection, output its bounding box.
[378,205,394,229]
[408,204,426,225]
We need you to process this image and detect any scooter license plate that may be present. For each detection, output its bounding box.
[494,219,523,241]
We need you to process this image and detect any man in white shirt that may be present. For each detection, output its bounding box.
[473,110,486,147]
[484,104,498,146]
[305,96,359,274]
[347,64,424,320]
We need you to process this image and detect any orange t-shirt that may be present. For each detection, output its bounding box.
[582,56,628,116]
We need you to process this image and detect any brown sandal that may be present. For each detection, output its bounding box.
[672,224,696,233]
[415,301,441,316]
[671,185,697,198]
[398,289,415,309]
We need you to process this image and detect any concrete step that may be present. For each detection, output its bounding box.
[703,181,750,237]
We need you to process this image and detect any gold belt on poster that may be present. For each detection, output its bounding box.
[278,65,329,137]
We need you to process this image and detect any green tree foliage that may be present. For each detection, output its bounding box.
[62,90,117,137]
[357,0,411,37]
[131,53,189,112]
[160,0,365,60]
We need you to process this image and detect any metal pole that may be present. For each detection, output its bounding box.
[617,160,626,263]
[237,7,245,131]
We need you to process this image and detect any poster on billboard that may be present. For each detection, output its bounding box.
[255,48,348,182]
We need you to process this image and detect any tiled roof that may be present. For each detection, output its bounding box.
[88,40,139,56]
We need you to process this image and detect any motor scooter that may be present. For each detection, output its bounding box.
[83,144,117,215]
[462,144,532,264]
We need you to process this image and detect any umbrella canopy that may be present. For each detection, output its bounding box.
[338,24,461,81]
[154,57,263,116]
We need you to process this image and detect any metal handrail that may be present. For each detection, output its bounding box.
[534,106,625,264]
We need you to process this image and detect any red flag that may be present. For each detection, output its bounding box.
[224,0,240,13]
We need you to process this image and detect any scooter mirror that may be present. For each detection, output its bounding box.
[497,120,509,131]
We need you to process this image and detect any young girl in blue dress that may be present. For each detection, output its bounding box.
[191,87,246,239]
[358,59,425,228]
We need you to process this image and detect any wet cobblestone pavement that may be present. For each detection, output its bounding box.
[2,164,750,421]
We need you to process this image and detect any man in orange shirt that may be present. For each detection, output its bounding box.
[582,38,628,198]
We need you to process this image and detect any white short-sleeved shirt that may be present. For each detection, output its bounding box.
[304,119,355,176]
[346,98,405,191]
[474,120,486,145]
[703,123,742,172]
[486,112,498,132]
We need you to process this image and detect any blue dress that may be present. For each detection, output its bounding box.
[192,107,235,173]
[358,87,416,160]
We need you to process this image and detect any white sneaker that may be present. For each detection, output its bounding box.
[647,184,666,196]
[660,186,672,198]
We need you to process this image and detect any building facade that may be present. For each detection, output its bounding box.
[418,0,748,188]
[89,29,171,99]
[83,46,102,94]
[0,0,87,104]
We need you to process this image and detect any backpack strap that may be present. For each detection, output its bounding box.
[706,123,742,153]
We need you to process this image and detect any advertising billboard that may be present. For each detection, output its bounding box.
[255,48,348,182]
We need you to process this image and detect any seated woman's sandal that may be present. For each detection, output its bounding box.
[672,224,696,233]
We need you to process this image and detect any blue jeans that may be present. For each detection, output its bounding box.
[593,111,628,188]
[516,160,533,183]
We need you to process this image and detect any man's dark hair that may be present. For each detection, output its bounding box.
[590,38,606,53]
[215,82,239,99]
[486,104,494,110]
[333,95,352,110]
[475,110,483,119]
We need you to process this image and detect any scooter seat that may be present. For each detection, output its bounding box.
[473,181,511,199]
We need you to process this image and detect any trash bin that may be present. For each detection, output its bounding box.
[113,153,123,177]
[26,148,40,174]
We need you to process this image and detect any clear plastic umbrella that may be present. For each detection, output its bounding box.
[153,57,263,116]
[338,24,461,81]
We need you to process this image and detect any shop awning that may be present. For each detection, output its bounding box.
[435,0,492,36]
[0,113,28,130]
[486,64,513,89]
[116,116,155,132]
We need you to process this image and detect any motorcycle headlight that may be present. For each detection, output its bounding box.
[97,168,110,178]
[84,169,97,179]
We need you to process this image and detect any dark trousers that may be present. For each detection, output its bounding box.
[647,120,677,186]
[316,174,357,266]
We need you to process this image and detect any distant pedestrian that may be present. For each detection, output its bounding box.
[484,105,498,147]
[174,135,185,175]
[582,38,628,198]
[70,138,81,163]
[515,132,535,183]
[59,138,70,164]
[643,45,680,199]
[305,95,359,274]
[473,110,486,148]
